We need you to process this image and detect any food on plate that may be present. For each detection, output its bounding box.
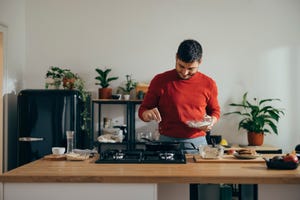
[282,153,298,163]
[265,152,299,170]
[226,149,236,155]
[272,155,283,161]
[66,152,89,161]
[237,148,257,155]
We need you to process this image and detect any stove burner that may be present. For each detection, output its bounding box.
[159,152,175,160]
[96,149,186,164]
[113,152,125,160]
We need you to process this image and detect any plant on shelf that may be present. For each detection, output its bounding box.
[224,92,285,146]
[118,74,137,100]
[95,68,119,99]
[45,66,65,89]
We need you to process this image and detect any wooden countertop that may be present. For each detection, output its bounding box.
[1,155,299,184]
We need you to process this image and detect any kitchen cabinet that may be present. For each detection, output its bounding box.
[91,99,142,151]
[3,183,157,200]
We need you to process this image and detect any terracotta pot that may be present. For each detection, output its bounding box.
[63,78,76,89]
[98,88,112,99]
[247,132,264,146]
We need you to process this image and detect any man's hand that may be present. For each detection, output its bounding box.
[142,108,162,122]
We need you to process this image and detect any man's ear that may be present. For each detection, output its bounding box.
[198,58,202,65]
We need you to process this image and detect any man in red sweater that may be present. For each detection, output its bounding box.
[138,39,220,149]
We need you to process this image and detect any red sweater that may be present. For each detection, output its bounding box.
[138,69,220,138]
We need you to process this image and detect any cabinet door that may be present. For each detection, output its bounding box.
[4,183,158,200]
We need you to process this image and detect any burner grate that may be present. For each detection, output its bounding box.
[95,149,186,164]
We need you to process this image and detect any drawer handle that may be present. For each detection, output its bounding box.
[19,137,44,142]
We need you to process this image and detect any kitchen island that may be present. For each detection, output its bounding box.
[0,156,299,200]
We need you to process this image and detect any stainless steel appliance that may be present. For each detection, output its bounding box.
[17,89,88,166]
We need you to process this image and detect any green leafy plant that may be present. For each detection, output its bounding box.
[46,66,65,79]
[45,66,65,89]
[224,92,285,135]
[95,68,119,88]
[118,74,137,94]
[74,77,91,134]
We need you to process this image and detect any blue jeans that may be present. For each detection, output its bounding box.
[159,135,207,154]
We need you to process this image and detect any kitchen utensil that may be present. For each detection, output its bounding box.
[140,138,196,151]
[194,154,264,163]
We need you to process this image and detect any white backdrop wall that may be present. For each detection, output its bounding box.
[0,0,25,171]
[22,0,300,152]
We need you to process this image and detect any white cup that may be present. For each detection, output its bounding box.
[52,147,65,155]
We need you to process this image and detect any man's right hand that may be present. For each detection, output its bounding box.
[142,108,162,122]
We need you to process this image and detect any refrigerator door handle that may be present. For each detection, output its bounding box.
[19,137,44,142]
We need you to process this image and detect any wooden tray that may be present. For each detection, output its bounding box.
[44,154,66,161]
[193,154,265,163]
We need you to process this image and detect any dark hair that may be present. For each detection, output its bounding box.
[176,39,202,63]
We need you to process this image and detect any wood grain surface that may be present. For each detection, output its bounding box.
[1,154,299,184]
[193,154,265,163]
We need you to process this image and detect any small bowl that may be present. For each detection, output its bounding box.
[52,147,66,155]
[111,94,121,100]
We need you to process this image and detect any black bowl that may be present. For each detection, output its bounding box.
[111,94,121,100]
[209,135,222,144]
[265,159,299,170]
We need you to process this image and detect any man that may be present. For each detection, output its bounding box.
[138,39,220,150]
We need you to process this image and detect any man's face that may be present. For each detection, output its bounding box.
[175,58,201,80]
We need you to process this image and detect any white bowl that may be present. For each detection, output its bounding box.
[52,147,65,155]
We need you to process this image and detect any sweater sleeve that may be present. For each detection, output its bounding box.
[138,76,161,121]
[205,80,221,120]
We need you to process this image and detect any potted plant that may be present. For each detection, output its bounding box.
[95,68,119,99]
[45,66,65,89]
[62,69,78,89]
[224,92,285,146]
[118,74,137,100]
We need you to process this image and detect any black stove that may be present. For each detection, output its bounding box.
[95,149,186,164]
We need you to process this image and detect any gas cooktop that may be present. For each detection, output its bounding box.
[95,149,186,164]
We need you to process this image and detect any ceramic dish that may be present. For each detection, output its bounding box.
[186,121,211,128]
[265,159,299,170]
[233,153,261,159]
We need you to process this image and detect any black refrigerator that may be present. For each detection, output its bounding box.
[17,89,90,166]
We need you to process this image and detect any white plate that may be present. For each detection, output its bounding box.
[233,153,261,159]
[186,121,212,128]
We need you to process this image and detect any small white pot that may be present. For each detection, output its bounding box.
[123,94,130,100]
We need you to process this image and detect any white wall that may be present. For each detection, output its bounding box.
[16,0,300,153]
[0,0,26,170]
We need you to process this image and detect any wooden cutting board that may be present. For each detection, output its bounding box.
[193,154,265,163]
[44,154,66,161]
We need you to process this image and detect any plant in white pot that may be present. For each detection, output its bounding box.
[45,66,65,89]
[95,68,119,99]
[224,92,285,146]
[118,74,137,100]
